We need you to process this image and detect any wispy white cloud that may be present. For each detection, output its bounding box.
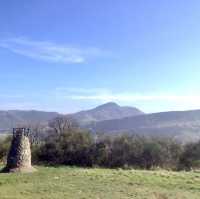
[2,87,200,112]
[0,37,105,64]
[68,93,200,103]
[54,87,200,110]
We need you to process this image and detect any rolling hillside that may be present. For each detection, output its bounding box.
[0,102,143,131]
[91,109,200,142]
[1,103,200,142]
[0,110,60,131]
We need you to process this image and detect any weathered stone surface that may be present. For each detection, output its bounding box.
[3,128,36,173]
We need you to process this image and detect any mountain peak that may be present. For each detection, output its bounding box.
[70,102,144,125]
[95,102,119,110]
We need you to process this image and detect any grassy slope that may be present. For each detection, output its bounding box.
[0,166,199,199]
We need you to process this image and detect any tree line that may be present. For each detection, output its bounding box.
[0,116,200,170]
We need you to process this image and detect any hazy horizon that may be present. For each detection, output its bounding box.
[1,101,200,115]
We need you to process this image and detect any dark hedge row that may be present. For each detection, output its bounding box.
[1,130,200,170]
[32,130,200,170]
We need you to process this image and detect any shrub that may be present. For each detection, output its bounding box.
[178,141,200,170]
[0,136,12,163]
[36,129,93,166]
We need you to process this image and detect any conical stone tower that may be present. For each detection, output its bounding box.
[3,128,36,173]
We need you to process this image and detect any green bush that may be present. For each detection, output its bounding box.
[1,129,198,171]
[34,132,184,170]
[0,136,12,163]
[178,141,200,170]
[35,129,93,166]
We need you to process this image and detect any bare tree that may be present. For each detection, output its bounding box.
[16,122,47,144]
[29,123,47,144]
[48,116,78,135]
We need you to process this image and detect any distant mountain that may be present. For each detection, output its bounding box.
[91,109,200,143]
[0,110,60,130]
[0,103,143,131]
[2,103,200,143]
[69,102,144,125]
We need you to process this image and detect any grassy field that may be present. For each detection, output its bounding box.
[0,166,199,199]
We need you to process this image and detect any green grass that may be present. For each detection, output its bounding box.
[0,166,200,199]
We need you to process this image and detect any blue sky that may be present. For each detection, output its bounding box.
[1,0,200,113]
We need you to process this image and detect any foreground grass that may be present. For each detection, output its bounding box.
[0,166,199,199]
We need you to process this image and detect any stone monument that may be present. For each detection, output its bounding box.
[3,128,36,173]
